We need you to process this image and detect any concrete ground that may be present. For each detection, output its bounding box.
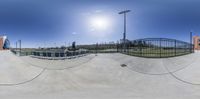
[0,50,200,99]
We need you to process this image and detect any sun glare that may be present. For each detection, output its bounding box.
[90,16,110,30]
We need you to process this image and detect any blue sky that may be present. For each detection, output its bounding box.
[0,0,200,48]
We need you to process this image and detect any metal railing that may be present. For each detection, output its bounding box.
[11,49,89,57]
[118,38,193,58]
[11,38,194,58]
[80,38,193,58]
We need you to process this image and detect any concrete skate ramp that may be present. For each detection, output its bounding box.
[1,51,200,99]
[110,53,200,85]
[19,54,95,70]
[109,53,197,75]
[163,52,200,85]
[0,51,44,85]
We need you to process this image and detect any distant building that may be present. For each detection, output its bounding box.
[0,36,10,50]
[120,39,130,44]
[193,36,200,50]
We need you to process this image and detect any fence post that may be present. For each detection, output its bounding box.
[127,42,129,54]
[175,40,176,56]
[117,42,119,52]
[140,40,142,56]
[160,38,161,58]
[95,43,98,55]
[19,40,21,56]
[190,32,192,53]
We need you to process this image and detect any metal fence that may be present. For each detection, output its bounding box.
[11,49,89,57]
[118,38,193,58]
[81,38,193,58]
[11,38,194,58]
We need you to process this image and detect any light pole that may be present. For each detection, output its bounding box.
[119,10,131,52]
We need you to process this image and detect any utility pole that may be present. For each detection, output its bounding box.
[119,10,131,52]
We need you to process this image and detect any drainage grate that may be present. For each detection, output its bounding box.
[121,64,127,67]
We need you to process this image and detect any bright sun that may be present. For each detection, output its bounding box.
[90,16,110,30]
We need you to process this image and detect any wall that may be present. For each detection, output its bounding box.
[193,36,200,50]
[0,37,3,50]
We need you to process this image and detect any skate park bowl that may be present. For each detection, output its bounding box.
[0,39,199,99]
[1,50,200,99]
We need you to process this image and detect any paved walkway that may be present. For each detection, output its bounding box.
[0,50,200,99]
